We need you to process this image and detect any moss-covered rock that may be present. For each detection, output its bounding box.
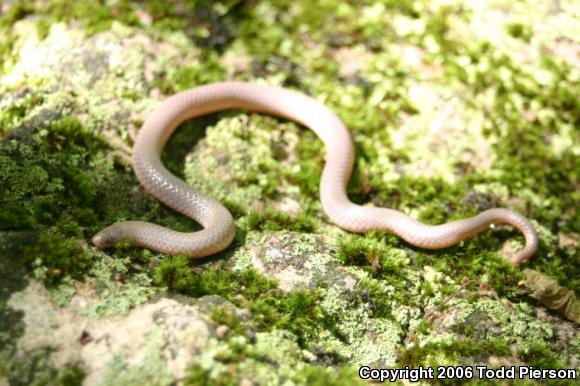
[0,0,578,384]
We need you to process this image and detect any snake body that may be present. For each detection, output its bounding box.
[92,82,538,264]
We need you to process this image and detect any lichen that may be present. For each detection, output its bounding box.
[100,346,173,386]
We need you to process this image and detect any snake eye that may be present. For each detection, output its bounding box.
[105,236,115,244]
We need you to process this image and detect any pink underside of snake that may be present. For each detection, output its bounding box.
[92,81,538,265]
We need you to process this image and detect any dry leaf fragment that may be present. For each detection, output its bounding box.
[522,269,579,324]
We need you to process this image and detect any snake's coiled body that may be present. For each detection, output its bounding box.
[92,82,538,264]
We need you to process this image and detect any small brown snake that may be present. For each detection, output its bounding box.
[92,82,538,264]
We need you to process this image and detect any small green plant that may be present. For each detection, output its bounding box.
[399,338,511,367]
[153,257,329,346]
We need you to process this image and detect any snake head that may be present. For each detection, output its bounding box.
[91,224,126,249]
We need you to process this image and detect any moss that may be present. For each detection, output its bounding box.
[1,117,103,228]
[211,306,245,336]
[0,33,17,74]
[517,342,565,369]
[337,233,473,314]
[0,231,31,378]
[506,22,532,42]
[0,1,35,28]
[0,348,80,386]
[35,0,140,36]
[399,338,511,367]
[291,365,366,386]
[186,326,364,386]
[146,0,242,52]
[153,257,278,300]
[0,116,116,284]
[56,364,85,386]
[22,231,91,286]
[187,352,365,386]
[153,257,329,347]
[249,289,327,346]
[159,52,227,93]
[243,209,316,233]
[420,297,572,372]
[337,214,529,298]
[290,130,325,197]
[337,233,405,275]
[185,363,237,386]
[0,90,45,136]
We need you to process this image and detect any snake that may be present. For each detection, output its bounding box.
[91,82,538,265]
